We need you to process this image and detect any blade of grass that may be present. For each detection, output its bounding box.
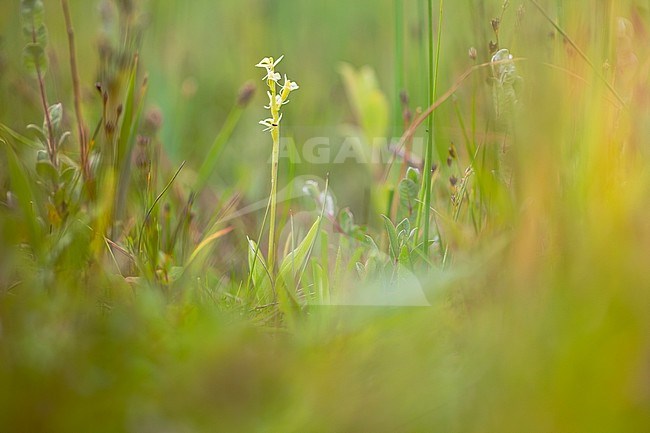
[193,105,243,194]
[1,139,42,251]
[246,191,274,302]
[0,124,41,150]
[116,66,148,222]
[136,160,186,253]
[185,226,234,268]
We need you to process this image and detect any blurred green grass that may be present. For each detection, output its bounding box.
[1,0,650,432]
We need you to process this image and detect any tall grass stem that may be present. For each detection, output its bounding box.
[394,0,404,135]
[417,0,443,257]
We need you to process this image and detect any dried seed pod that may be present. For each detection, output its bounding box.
[492,18,500,33]
[449,144,457,159]
[237,81,256,107]
[400,89,409,106]
[143,106,163,136]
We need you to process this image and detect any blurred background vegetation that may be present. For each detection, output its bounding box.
[0,0,497,211]
[1,0,650,431]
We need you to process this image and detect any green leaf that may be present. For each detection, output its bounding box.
[398,244,413,271]
[53,182,66,208]
[381,215,400,262]
[273,216,321,325]
[276,279,301,330]
[337,208,355,234]
[21,0,44,15]
[115,58,147,219]
[365,255,379,279]
[57,131,71,149]
[246,237,272,300]
[2,139,42,249]
[22,43,47,76]
[361,234,379,252]
[396,218,410,239]
[116,59,140,166]
[398,174,420,219]
[22,23,48,47]
[168,266,185,283]
[355,262,366,280]
[310,261,329,305]
[36,159,58,185]
[406,166,420,184]
[278,216,322,285]
[0,123,42,150]
[21,0,45,34]
[36,149,48,161]
[45,103,62,134]
[60,166,77,187]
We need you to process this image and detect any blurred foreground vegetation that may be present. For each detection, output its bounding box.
[1,0,649,431]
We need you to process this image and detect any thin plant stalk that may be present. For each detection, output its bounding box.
[136,161,186,254]
[391,0,405,221]
[194,107,243,193]
[418,0,428,106]
[61,0,89,181]
[417,0,444,256]
[31,28,56,166]
[268,87,280,271]
[394,0,404,135]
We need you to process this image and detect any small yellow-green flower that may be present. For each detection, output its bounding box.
[264,91,284,110]
[256,55,298,133]
[255,55,283,83]
[259,114,282,132]
[279,74,299,104]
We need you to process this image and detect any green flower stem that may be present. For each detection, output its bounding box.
[268,77,280,271]
[255,55,298,273]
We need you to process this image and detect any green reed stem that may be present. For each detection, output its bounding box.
[417,0,444,257]
[394,0,404,134]
[268,79,280,272]
[418,0,428,106]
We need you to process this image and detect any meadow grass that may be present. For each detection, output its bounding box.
[1,0,650,431]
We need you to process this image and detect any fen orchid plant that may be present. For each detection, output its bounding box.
[255,55,299,271]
